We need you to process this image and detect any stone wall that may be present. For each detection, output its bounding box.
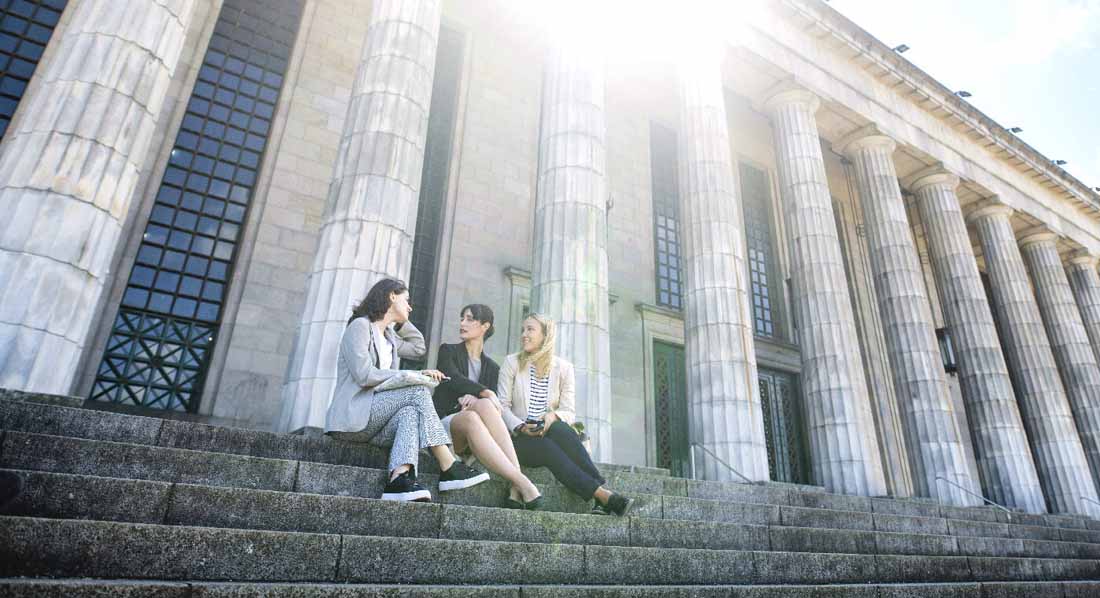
[56,0,1100,475]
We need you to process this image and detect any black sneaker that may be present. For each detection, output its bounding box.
[590,502,610,515]
[605,493,634,517]
[438,461,490,491]
[381,469,432,502]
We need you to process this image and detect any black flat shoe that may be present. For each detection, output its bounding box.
[523,495,545,511]
[503,497,524,509]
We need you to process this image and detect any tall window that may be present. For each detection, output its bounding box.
[740,163,782,338]
[406,26,464,357]
[0,0,67,140]
[650,123,683,310]
[89,0,303,412]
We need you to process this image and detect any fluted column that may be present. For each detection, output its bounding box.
[676,44,768,482]
[279,0,442,432]
[1067,254,1100,366]
[969,204,1100,516]
[530,33,612,460]
[841,132,981,506]
[0,0,195,394]
[910,171,1045,513]
[1019,232,1100,494]
[764,89,885,496]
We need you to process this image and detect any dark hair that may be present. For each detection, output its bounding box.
[461,303,494,340]
[349,278,408,324]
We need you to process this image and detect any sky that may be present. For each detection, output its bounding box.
[828,0,1100,193]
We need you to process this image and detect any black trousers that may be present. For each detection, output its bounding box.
[513,420,606,500]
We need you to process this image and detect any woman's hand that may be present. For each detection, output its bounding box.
[421,369,447,382]
[515,423,540,437]
[540,412,558,436]
[458,394,478,410]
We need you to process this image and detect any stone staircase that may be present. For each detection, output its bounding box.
[2,389,1099,596]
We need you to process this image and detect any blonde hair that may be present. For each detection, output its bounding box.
[518,313,555,378]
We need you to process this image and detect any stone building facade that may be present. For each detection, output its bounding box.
[2,0,1100,517]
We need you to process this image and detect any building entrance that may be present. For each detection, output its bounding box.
[758,368,811,484]
[653,341,690,477]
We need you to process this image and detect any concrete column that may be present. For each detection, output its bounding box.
[1019,232,1100,494]
[841,131,982,507]
[910,171,1045,513]
[530,34,612,460]
[279,0,442,432]
[1066,254,1100,366]
[0,0,195,394]
[969,204,1100,516]
[764,89,886,496]
[676,44,768,482]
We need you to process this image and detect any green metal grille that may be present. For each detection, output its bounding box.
[653,341,689,477]
[758,367,810,484]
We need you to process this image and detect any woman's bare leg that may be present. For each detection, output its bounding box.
[471,398,521,469]
[451,411,539,501]
[470,398,526,502]
[593,486,612,505]
[429,445,456,472]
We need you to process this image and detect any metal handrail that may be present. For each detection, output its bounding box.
[689,443,758,485]
[935,476,1011,514]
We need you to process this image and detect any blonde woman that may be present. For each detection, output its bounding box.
[498,313,634,516]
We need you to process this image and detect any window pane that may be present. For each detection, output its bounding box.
[0,0,62,144]
[649,123,683,310]
[740,163,782,339]
[92,0,305,414]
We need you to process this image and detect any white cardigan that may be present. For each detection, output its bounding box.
[497,353,576,432]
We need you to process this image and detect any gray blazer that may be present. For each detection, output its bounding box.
[324,318,427,435]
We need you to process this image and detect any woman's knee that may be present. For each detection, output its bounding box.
[471,397,501,419]
[450,410,481,433]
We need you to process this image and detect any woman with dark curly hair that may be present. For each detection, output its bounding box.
[326,278,489,502]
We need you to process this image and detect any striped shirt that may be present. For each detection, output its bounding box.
[527,364,550,421]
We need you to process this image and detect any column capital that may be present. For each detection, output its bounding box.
[1017,226,1059,250]
[762,84,820,115]
[964,198,1014,226]
[903,165,960,194]
[835,124,896,158]
[1068,251,1100,268]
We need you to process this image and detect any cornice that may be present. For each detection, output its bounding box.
[778,0,1100,216]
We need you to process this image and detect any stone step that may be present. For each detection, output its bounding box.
[0,389,672,478]
[4,516,1100,585]
[3,579,1099,597]
[5,468,1099,560]
[3,389,1098,533]
[1,422,1082,541]
[4,429,1097,547]
[9,394,1099,533]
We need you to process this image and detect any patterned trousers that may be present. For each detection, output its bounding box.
[340,385,451,473]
